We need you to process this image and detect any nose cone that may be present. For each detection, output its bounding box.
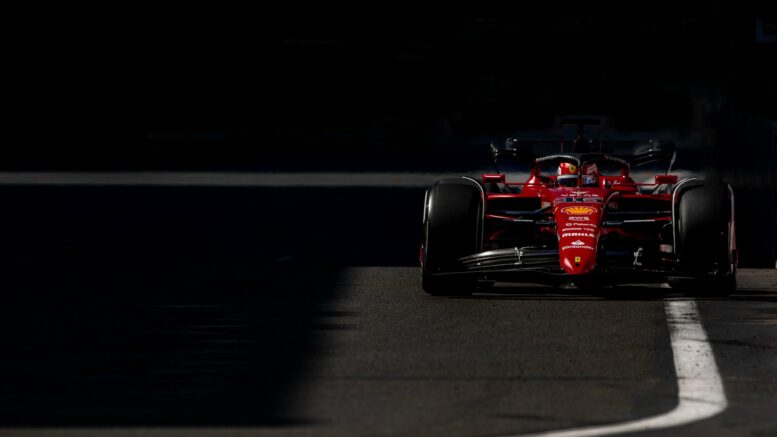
[561,250,597,275]
[554,203,603,275]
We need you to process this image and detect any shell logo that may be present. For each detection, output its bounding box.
[561,206,596,215]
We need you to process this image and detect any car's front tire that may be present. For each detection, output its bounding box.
[672,179,736,296]
[421,178,483,296]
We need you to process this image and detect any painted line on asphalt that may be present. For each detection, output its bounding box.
[513,298,727,437]
[0,172,480,187]
[0,170,697,188]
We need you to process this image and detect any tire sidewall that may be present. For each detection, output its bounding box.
[422,179,483,274]
[675,180,735,277]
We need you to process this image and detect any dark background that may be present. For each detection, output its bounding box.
[2,2,775,168]
[0,1,776,427]
[3,2,775,262]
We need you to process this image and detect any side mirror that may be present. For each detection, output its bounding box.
[655,174,678,184]
[482,173,506,184]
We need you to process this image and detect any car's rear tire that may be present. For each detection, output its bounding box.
[421,178,483,296]
[672,180,736,296]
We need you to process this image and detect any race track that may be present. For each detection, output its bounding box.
[0,177,776,436]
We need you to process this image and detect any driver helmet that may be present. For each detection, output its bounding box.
[557,162,579,187]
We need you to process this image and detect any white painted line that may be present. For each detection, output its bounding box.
[513,299,727,437]
[0,172,479,188]
[0,170,698,188]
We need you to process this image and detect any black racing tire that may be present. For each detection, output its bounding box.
[673,180,736,296]
[421,178,483,296]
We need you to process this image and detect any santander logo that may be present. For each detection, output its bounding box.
[571,240,585,246]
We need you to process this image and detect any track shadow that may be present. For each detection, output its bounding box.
[0,184,423,426]
[696,288,777,303]
[466,283,762,301]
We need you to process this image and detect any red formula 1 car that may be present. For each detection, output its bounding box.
[420,138,736,295]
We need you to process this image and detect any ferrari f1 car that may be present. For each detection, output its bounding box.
[420,138,736,295]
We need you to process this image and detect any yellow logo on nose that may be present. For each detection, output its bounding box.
[575,256,581,263]
[561,206,596,215]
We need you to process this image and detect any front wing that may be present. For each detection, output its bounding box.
[428,246,725,286]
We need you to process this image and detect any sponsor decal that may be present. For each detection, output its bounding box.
[554,195,603,203]
[574,256,581,263]
[561,232,596,238]
[571,240,585,246]
[561,245,595,251]
[561,223,596,230]
[567,216,590,222]
[567,190,601,198]
[561,206,596,215]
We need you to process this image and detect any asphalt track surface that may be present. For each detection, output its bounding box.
[0,176,776,436]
